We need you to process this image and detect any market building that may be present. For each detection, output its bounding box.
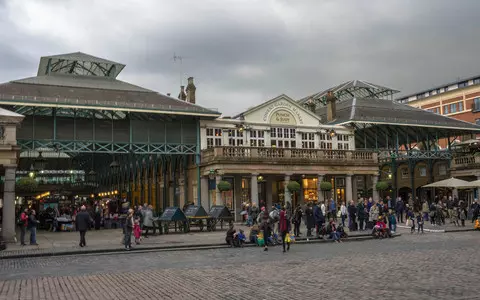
[395,75,480,183]
[197,94,379,216]
[0,52,220,241]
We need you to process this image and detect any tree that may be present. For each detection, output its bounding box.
[287,181,300,192]
[16,177,38,193]
[217,181,232,206]
[320,181,333,205]
[376,181,389,199]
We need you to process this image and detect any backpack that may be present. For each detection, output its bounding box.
[17,213,25,226]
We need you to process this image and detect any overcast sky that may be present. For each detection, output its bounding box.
[1,0,480,115]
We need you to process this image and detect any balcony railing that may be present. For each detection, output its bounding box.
[451,154,480,169]
[201,146,378,165]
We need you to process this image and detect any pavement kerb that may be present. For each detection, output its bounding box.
[0,233,401,260]
[396,225,479,233]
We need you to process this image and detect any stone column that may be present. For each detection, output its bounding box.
[476,175,480,200]
[215,175,223,205]
[372,174,379,201]
[284,174,291,206]
[345,174,353,203]
[251,173,259,206]
[352,175,358,202]
[2,167,16,243]
[317,174,324,204]
[265,176,273,208]
[200,177,209,209]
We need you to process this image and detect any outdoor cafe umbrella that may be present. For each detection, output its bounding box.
[423,177,476,189]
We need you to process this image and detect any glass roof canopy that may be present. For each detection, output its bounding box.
[37,52,126,78]
[299,80,400,106]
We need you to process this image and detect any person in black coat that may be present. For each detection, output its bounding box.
[305,203,315,237]
[76,206,92,247]
[313,202,325,238]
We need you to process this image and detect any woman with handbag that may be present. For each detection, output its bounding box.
[279,206,291,253]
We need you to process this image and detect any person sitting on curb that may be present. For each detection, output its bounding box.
[226,224,236,247]
[326,218,342,243]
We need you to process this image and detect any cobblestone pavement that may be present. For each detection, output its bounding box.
[0,231,479,299]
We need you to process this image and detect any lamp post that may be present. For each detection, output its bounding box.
[34,151,47,172]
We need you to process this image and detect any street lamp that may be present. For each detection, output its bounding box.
[208,169,218,180]
[34,151,47,171]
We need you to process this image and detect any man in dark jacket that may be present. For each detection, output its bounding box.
[396,198,404,223]
[76,206,92,247]
[313,202,325,238]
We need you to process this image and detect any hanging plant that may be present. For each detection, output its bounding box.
[16,177,38,192]
[217,181,232,192]
[375,181,389,191]
[320,181,332,191]
[287,181,301,192]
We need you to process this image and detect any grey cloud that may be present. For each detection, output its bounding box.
[0,0,480,115]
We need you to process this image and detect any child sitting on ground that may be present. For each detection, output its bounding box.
[233,229,246,247]
[249,225,260,244]
[373,216,391,238]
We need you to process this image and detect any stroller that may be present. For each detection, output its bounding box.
[372,225,391,239]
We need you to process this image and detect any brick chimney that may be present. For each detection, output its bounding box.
[326,91,337,122]
[178,86,186,101]
[186,77,196,104]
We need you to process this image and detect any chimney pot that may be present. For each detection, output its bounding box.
[167,93,171,96]
[178,85,186,101]
[186,77,196,104]
[326,91,337,122]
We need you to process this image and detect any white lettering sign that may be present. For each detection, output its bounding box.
[262,101,304,124]
[269,109,297,125]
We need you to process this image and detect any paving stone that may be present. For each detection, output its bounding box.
[0,231,479,299]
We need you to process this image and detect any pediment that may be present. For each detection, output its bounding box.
[238,94,321,126]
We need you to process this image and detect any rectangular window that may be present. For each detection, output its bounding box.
[450,103,457,113]
[228,129,244,146]
[458,81,467,88]
[438,164,447,176]
[443,105,449,114]
[271,127,296,148]
[458,102,464,112]
[476,119,480,125]
[301,132,315,149]
[401,169,409,179]
[250,130,265,147]
[474,78,480,85]
[419,167,427,177]
[206,128,222,148]
[473,98,480,112]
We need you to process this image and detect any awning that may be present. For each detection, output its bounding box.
[423,177,476,189]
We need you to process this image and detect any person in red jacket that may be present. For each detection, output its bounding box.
[279,206,291,253]
[19,209,29,246]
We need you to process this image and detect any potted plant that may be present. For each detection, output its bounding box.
[287,181,301,207]
[320,181,332,204]
[217,181,232,206]
[375,181,389,199]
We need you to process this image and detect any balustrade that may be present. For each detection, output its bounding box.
[452,155,480,169]
[201,146,377,164]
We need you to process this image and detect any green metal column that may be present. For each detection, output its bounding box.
[52,108,57,141]
[163,158,168,208]
[183,155,188,205]
[196,118,201,205]
[153,156,159,212]
[172,156,178,207]
[147,157,151,206]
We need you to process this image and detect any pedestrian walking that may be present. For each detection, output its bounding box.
[18,209,29,246]
[305,203,314,237]
[76,205,92,247]
[261,206,271,251]
[27,210,40,246]
[416,212,424,234]
[142,205,154,237]
[124,209,134,250]
[340,202,347,227]
[293,205,302,237]
[279,206,291,253]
